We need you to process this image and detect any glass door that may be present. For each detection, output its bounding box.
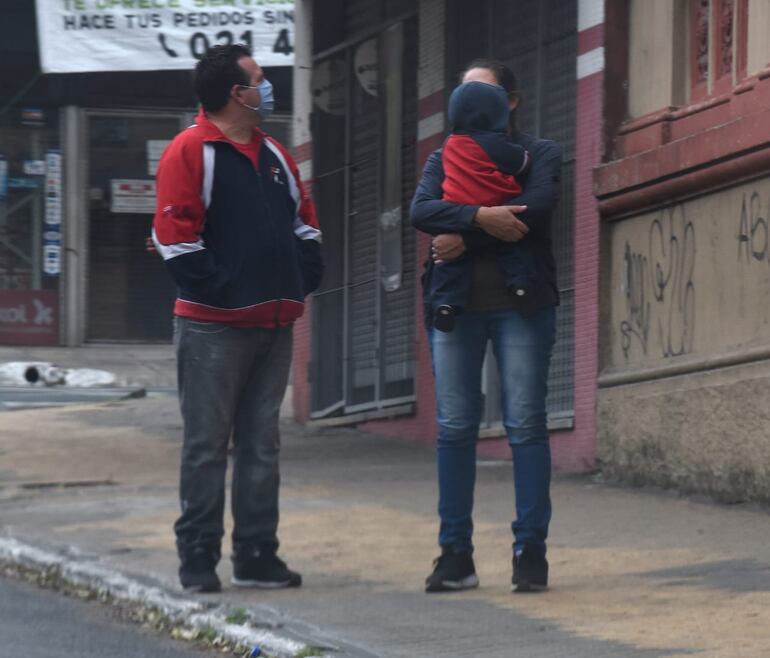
[85,112,184,342]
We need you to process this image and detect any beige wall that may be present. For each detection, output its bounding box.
[599,177,770,503]
[747,0,770,76]
[598,359,770,502]
[604,179,770,372]
[628,0,686,117]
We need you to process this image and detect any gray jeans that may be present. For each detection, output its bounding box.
[173,317,293,561]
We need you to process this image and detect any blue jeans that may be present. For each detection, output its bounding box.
[429,306,556,555]
[173,317,293,561]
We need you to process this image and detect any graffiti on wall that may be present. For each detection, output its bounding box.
[737,191,769,264]
[619,242,650,355]
[620,205,696,360]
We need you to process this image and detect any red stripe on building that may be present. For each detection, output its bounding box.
[551,69,603,471]
[577,23,604,55]
[418,90,445,120]
[417,133,445,171]
[293,141,312,164]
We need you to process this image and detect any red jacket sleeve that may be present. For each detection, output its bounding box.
[152,132,206,246]
[151,131,227,297]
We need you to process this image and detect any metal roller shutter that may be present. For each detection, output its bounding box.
[347,73,380,406]
[380,19,417,401]
[310,7,418,416]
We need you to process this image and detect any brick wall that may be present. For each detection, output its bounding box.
[551,0,604,470]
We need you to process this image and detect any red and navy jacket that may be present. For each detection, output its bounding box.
[152,109,322,328]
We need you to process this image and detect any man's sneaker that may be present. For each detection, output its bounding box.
[231,547,302,589]
[425,546,479,593]
[179,547,221,593]
[512,546,548,592]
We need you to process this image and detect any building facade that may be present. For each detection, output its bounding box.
[596,0,770,502]
[0,1,293,346]
[291,0,605,471]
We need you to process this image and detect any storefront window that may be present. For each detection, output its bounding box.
[0,107,61,345]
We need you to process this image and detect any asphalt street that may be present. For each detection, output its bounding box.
[0,575,223,658]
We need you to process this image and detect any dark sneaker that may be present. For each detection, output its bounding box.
[179,547,221,593]
[232,547,302,589]
[425,546,479,593]
[512,546,548,592]
[433,305,456,333]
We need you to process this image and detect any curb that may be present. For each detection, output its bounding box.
[0,386,148,412]
[0,536,334,658]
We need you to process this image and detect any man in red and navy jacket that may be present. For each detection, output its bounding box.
[153,73,321,325]
[152,44,322,594]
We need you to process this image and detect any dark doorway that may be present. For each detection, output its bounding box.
[86,112,182,342]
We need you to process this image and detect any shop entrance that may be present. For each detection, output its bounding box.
[85,111,185,342]
[0,108,61,346]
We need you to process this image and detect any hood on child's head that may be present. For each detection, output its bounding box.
[448,81,509,134]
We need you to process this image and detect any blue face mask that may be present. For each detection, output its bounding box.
[239,78,274,120]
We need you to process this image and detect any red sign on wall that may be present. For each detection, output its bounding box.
[0,290,59,346]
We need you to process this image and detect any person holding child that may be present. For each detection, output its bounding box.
[411,59,562,594]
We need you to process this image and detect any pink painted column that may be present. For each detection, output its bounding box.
[549,0,605,470]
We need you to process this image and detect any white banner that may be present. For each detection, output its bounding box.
[35,0,294,74]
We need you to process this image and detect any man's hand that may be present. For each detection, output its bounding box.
[432,233,466,263]
[474,205,529,242]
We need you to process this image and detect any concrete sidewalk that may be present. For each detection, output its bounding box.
[0,346,769,657]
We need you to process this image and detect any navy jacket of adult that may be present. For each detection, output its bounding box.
[411,129,562,324]
[152,109,323,328]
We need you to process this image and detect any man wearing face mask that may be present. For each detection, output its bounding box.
[152,44,323,593]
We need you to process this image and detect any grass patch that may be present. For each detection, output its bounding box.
[225,608,250,625]
[198,625,219,642]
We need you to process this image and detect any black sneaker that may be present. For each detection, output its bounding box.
[179,547,221,593]
[433,305,456,332]
[512,546,548,592]
[425,546,479,593]
[232,547,302,589]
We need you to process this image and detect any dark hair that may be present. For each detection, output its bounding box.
[194,44,252,113]
[460,58,520,131]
